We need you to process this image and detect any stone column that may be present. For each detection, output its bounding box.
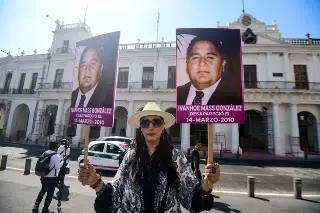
[54,99,65,137]
[267,53,273,87]
[100,127,108,138]
[1,100,12,138]
[283,52,290,82]
[317,106,320,153]
[289,104,303,157]
[126,101,134,137]
[312,53,319,82]
[272,103,284,156]
[72,124,84,145]
[32,100,45,140]
[231,124,241,154]
[181,124,190,153]
[290,104,299,138]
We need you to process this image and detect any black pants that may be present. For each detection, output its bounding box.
[35,177,58,211]
[58,165,67,187]
[195,169,202,182]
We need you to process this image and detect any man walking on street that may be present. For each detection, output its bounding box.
[32,141,61,213]
[191,141,202,181]
[57,138,71,189]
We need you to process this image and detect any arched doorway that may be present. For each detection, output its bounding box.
[190,124,207,147]
[239,110,268,152]
[64,107,76,138]
[0,104,5,130]
[113,107,128,136]
[11,104,30,138]
[165,108,180,145]
[90,126,101,139]
[44,105,58,136]
[0,104,6,139]
[298,111,319,153]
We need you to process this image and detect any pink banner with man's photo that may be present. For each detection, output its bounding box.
[176,28,244,124]
[69,31,120,127]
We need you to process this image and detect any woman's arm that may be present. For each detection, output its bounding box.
[94,150,133,213]
[172,149,213,212]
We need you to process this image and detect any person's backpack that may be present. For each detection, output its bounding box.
[35,152,56,177]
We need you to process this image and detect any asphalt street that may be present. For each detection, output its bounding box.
[1,143,320,196]
[0,170,320,213]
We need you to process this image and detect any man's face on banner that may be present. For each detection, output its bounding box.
[186,40,223,90]
[78,48,103,93]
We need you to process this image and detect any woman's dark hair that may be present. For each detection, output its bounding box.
[128,128,177,187]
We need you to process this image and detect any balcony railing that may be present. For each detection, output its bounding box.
[34,81,320,92]
[117,81,320,91]
[283,38,320,45]
[0,88,36,94]
[38,82,73,90]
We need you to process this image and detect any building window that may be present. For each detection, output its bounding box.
[142,67,154,88]
[62,40,69,53]
[3,72,12,94]
[294,65,308,89]
[17,73,26,94]
[117,67,129,88]
[244,65,257,88]
[53,69,64,88]
[30,73,38,93]
[167,66,176,89]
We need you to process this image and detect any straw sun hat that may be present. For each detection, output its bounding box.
[128,102,176,129]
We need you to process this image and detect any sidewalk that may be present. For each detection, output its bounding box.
[0,170,319,213]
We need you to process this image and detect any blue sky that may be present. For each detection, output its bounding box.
[0,0,319,57]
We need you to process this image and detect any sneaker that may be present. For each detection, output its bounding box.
[32,205,39,213]
[41,209,53,213]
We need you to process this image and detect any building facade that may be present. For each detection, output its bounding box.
[1,13,320,157]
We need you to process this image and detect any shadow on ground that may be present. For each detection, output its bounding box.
[0,143,81,161]
[53,186,70,202]
[212,194,241,213]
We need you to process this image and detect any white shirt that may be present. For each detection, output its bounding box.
[75,83,99,107]
[57,145,71,168]
[45,150,62,178]
[186,78,222,105]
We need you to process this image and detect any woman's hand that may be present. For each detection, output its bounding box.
[78,162,98,186]
[201,163,220,192]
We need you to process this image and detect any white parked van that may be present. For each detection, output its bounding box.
[78,140,129,171]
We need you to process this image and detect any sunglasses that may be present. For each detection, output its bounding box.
[140,118,164,128]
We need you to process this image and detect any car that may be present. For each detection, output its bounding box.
[96,136,134,145]
[78,140,129,171]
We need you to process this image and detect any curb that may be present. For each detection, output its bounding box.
[3,166,320,198]
[4,166,78,179]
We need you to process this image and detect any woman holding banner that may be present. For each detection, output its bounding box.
[78,102,220,213]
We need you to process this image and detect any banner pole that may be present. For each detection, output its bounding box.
[207,124,214,189]
[83,125,90,167]
[207,124,214,164]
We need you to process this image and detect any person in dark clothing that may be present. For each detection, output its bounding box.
[191,141,203,181]
[78,102,221,213]
[57,138,71,190]
[33,141,61,213]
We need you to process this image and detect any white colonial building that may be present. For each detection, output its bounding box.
[0,13,320,157]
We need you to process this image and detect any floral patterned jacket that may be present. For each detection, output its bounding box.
[94,148,213,213]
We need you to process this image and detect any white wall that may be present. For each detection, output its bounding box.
[51,27,92,54]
